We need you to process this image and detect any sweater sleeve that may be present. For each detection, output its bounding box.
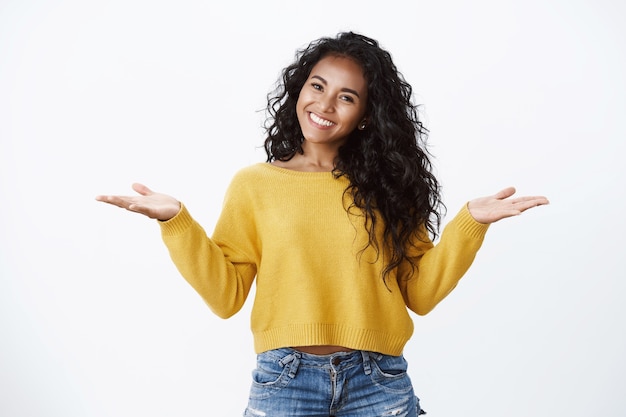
[158,178,258,319]
[398,204,489,315]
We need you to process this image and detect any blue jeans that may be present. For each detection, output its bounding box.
[243,348,424,417]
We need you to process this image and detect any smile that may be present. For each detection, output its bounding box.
[309,112,335,127]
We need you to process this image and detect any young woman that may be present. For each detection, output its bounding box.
[96,32,548,417]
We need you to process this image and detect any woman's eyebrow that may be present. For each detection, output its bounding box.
[311,75,361,98]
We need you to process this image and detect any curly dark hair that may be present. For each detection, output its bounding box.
[263,32,445,283]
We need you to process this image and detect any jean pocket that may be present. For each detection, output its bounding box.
[252,360,288,386]
[249,352,293,399]
[369,354,414,394]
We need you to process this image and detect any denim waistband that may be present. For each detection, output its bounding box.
[260,347,386,376]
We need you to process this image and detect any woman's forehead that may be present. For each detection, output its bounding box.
[309,55,367,91]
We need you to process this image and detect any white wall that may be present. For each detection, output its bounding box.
[1,0,624,416]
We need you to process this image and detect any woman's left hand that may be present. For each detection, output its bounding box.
[467,187,549,224]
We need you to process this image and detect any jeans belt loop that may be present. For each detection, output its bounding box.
[279,352,302,379]
[361,351,372,375]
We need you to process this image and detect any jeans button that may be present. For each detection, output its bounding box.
[332,357,341,366]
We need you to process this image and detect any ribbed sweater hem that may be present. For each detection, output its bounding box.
[253,323,411,356]
[458,204,490,239]
[159,204,194,236]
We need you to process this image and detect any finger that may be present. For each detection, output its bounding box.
[95,195,133,209]
[118,198,152,216]
[511,195,550,205]
[132,183,153,196]
[494,187,516,200]
[512,197,550,212]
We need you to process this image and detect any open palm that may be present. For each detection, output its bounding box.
[467,187,549,224]
[96,183,181,221]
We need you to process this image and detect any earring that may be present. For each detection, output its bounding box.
[358,121,367,130]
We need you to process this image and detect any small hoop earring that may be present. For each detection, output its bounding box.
[358,122,367,130]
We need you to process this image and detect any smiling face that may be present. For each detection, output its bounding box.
[296,55,368,151]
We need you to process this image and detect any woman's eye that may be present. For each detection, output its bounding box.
[340,95,355,103]
[311,83,322,90]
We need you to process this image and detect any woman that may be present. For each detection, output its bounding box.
[96,32,548,417]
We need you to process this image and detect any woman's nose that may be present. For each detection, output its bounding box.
[318,94,335,112]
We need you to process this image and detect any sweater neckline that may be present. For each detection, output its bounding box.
[260,162,341,179]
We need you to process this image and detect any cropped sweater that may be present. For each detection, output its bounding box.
[159,163,489,356]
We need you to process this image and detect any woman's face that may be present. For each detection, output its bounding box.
[296,55,368,150]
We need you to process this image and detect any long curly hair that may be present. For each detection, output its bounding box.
[263,32,445,283]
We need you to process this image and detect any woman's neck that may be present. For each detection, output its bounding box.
[272,145,339,172]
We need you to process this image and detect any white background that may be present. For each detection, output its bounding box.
[1,0,625,416]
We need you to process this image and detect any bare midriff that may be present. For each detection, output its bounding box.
[292,345,355,355]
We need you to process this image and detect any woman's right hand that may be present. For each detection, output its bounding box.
[96,183,181,221]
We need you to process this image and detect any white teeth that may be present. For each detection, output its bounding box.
[310,113,334,127]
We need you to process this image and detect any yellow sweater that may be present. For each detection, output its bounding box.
[159,163,489,356]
